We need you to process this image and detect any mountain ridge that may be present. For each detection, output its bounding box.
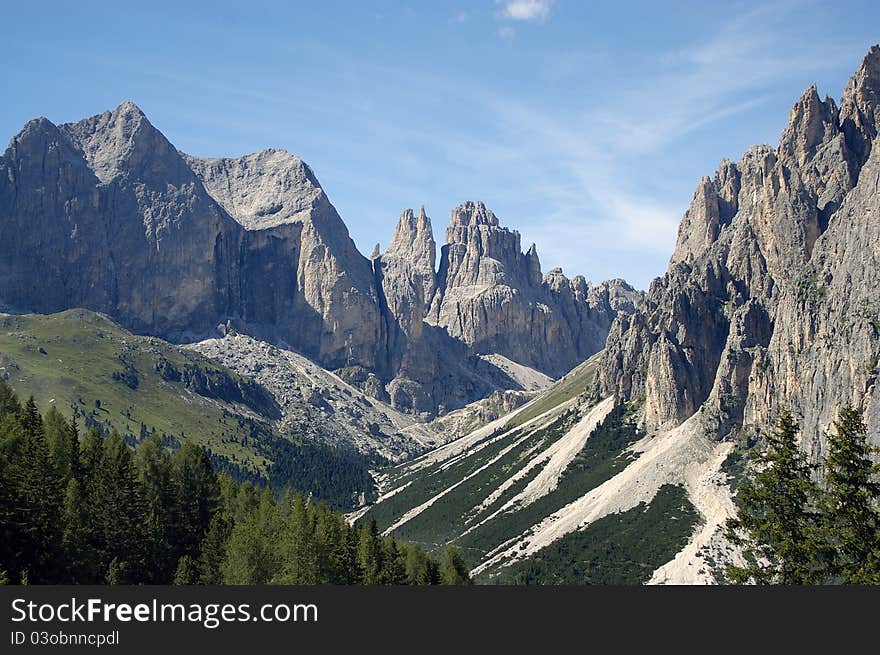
[0,107,639,417]
[358,45,880,584]
[597,45,880,458]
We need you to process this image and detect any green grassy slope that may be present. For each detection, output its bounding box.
[504,351,602,429]
[0,309,270,464]
[0,309,374,508]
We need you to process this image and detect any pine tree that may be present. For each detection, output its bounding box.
[357,518,383,585]
[8,398,64,582]
[173,555,200,585]
[314,504,354,584]
[79,428,104,485]
[94,432,147,583]
[170,443,219,563]
[0,378,20,418]
[136,434,174,581]
[439,545,471,585]
[106,558,125,585]
[819,406,880,583]
[0,390,468,586]
[0,413,21,579]
[222,488,279,584]
[61,476,99,583]
[68,415,81,479]
[44,406,75,481]
[378,537,407,585]
[275,492,319,584]
[725,411,821,584]
[198,513,232,584]
[401,543,439,585]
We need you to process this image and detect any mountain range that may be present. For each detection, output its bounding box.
[597,44,880,459]
[355,45,880,583]
[0,109,638,418]
[2,45,879,584]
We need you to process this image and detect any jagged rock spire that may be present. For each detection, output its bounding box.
[386,206,436,271]
[841,44,880,169]
[525,243,542,287]
[448,200,499,230]
[779,84,839,168]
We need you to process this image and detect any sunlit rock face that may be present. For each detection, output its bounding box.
[597,46,880,456]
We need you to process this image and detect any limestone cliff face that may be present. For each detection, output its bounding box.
[0,102,637,416]
[375,207,436,345]
[597,46,880,455]
[372,207,440,413]
[0,102,241,338]
[185,149,381,368]
[370,204,638,415]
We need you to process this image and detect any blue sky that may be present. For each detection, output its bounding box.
[2,0,878,289]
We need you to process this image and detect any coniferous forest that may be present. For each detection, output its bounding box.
[0,378,471,585]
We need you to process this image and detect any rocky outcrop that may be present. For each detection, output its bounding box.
[0,102,637,417]
[597,45,880,456]
[186,334,440,461]
[429,201,641,377]
[369,207,442,413]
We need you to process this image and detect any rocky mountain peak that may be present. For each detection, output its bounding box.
[386,207,436,269]
[448,200,499,229]
[436,201,528,292]
[184,148,326,231]
[598,44,880,452]
[525,243,543,287]
[846,44,880,101]
[9,116,57,144]
[840,44,880,170]
[380,207,438,328]
[779,84,840,167]
[60,100,191,185]
[3,117,84,174]
[670,174,728,266]
[0,102,638,418]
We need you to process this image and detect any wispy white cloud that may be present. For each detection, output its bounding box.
[496,0,553,22]
[586,7,852,155]
[455,1,861,286]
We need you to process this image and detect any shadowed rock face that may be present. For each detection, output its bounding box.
[597,45,880,456]
[0,102,638,416]
[184,148,382,369]
[0,104,242,338]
